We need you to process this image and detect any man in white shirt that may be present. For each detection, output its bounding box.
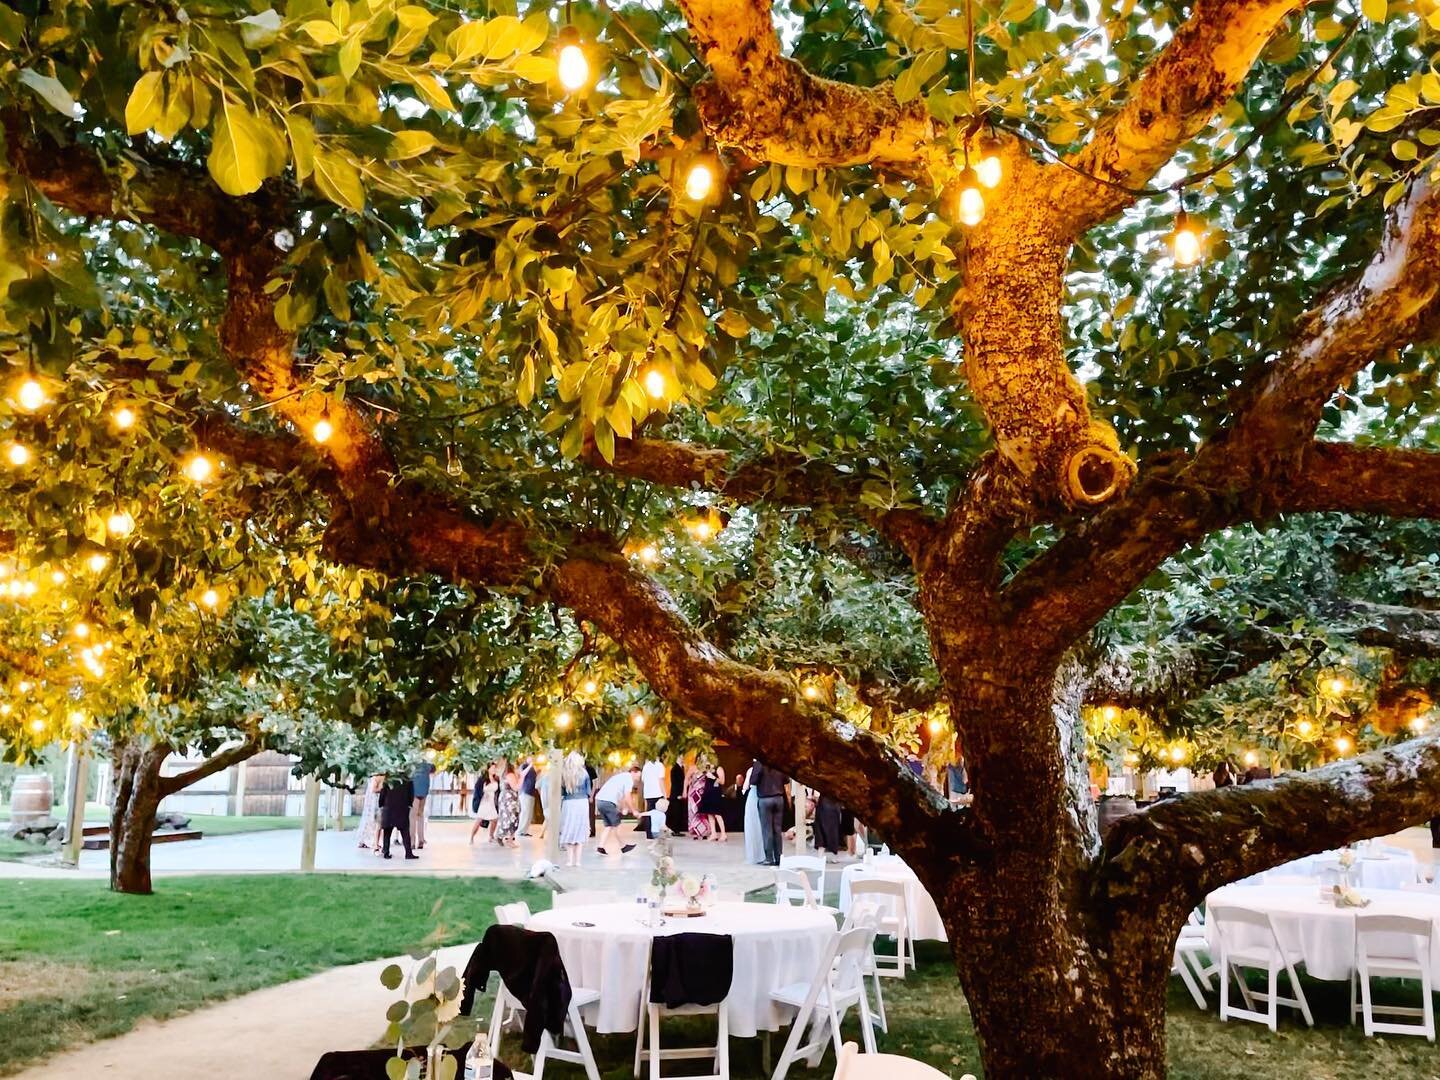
[595,765,641,855]
[640,758,666,838]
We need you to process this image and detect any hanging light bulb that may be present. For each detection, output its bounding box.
[200,588,220,609]
[582,678,598,695]
[86,552,109,574]
[637,543,659,565]
[1099,704,1121,724]
[630,710,647,730]
[555,708,573,730]
[1411,715,1429,733]
[949,166,986,227]
[927,718,945,735]
[72,621,90,639]
[312,419,334,445]
[113,405,137,431]
[556,26,590,93]
[1296,718,1314,737]
[802,683,820,700]
[183,454,215,484]
[50,569,65,585]
[1169,211,1203,266]
[1243,750,1259,767]
[29,717,44,734]
[15,378,47,412]
[1322,675,1348,697]
[974,155,1002,189]
[1169,744,1187,763]
[5,442,30,467]
[1333,734,1353,754]
[106,510,135,538]
[643,367,666,399]
[684,160,715,204]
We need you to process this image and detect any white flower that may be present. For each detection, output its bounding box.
[681,874,701,898]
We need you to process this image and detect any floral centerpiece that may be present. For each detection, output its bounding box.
[649,827,679,897]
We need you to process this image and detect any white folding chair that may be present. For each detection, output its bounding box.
[1177,908,1216,988]
[551,890,620,908]
[775,868,818,909]
[495,901,533,925]
[848,879,914,976]
[488,977,603,1080]
[1351,913,1436,1041]
[1210,904,1313,1031]
[840,900,888,1034]
[832,1041,954,1080]
[780,854,827,899]
[632,936,732,1080]
[1172,935,1209,1009]
[767,927,877,1080]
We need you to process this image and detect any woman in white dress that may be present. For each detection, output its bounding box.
[742,762,765,865]
[469,762,500,844]
[356,774,383,853]
[558,752,592,867]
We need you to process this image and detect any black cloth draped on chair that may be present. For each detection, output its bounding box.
[648,932,734,1008]
[460,923,573,1053]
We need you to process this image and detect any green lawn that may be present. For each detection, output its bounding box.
[1,876,1436,1078]
[0,874,542,1075]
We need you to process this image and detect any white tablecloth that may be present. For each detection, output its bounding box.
[838,860,947,942]
[1205,884,1440,981]
[526,901,837,1036]
[1260,849,1419,891]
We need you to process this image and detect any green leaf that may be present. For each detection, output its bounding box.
[207,100,278,196]
[513,55,557,84]
[283,112,317,179]
[339,34,363,81]
[384,1056,408,1080]
[387,130,437,160]
[379,963,404,990]
[303,20,343,45]
[313,148,366,212]
[125,72,165,135]
[18,68,80,117]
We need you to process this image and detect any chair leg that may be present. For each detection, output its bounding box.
[1218,950,1231,1021]
[1265,963,1278,1032]
[717,1002,731,1080]
[770,1003,811,1080]
[1175,953,1206,1010]
[532,1029,553,1080]
[487,989,508,1059]
[1283,959,1313,1027]
[1423,972,1435,1043]
[633,1002,647,1078]
[857,990,877,1055]
[1360,965,1375,1037]
[869,966,888,1033]
[762,1031,773,1078]
[649,1004,662,1080]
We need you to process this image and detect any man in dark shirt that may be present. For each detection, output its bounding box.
[379,775,419,859]
[517,757,538,839]
[752,762,789,866]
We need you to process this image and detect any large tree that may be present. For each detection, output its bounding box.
[5,0,1440,1075]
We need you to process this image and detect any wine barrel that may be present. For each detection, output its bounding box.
[9,774,55,826]
[1097,796,1137,836]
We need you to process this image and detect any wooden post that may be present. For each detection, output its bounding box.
[545,744,562,862]
[61,740,89,866]
[300,774,321,871]
[794,783,808,856]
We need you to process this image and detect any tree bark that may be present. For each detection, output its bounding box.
[108,737,170,896]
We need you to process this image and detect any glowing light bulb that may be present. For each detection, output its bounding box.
[1170,213,1202,266]
[72,622,90,639]
[0,703,10,716]
[200,588,220,609]
[1099,705,1121,724]
[30,718,44,733]
[86,553,109,574]
[802,684,820,700]
[1243,750,1259,767]
[1170,745,1187,763]
[1322,676,1348,697]
[113,406,137,431]
[957,184,985,227]
[692,519,713,541]
[16,378,47,412]
[630,710,647,730]
[184,454,215,483]
[1411,715,1429,733]
[974,155,1002,189]
[582,679,598,695]
[1333,734,1353,754]
[1123,751,1140,766]
[6,442,30,467]
[1158,746,1171,761]
[106,511,135,538]
[557,38,590,92]
[684,161,714,203]
[637,543,659,565]
[17,680,32,693]
[312,419,334,444]
[927,718,945,735]
[50,570,65,585]
[643,368,666,399]
[555,709,573,730]
[1296,719,1314,737]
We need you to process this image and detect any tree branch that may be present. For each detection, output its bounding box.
[157,738,266,798]
[1053,0,1304,233]
[1099,735,1440,905]
[1278,442,1440,520]
[586,436,939,558]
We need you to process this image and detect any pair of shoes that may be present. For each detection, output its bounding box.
[596,847,609,855]
[621,844,636,854]
[405,854,420,860]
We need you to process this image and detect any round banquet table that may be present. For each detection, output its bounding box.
[526,901,837,1036]
[1260,849,1419,891]
[838,860,948,942]
[1205,884,1440,982]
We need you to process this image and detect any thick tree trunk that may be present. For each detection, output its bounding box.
[109,738,169,895]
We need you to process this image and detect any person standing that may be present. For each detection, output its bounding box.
[741,761,765,865]
[697,759,727,842]
[410,758,435,850]
[379,774,418,860]
[595,764,640,855]
[640,758,666,839]
[686,760,712,840]
[558,752,592,867]
[814,792,843,856]
[469,762,500,844]
[516,756,537,839]
[356,773,383,854]
[666,760,688,834]
[495,765,521,847]
[753,762,789,866]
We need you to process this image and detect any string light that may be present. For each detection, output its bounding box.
[637,543,659,565]
[1169,744,1187,763]
[643,367,666,399]
[1243,750,1259,767]
[6,442,30,467]
[200,588,220,609]
[312,419,334,444]
[1098,704,1121,724]
[684,160,715,204]
[1321,675,1348,697]
[86,552,109,574]
[927,718,945,735]
[29,718,44,733]
[582,678,598,695]
[1296,718,1314,737]
[1169,211,1203,267]
[951,167,986,227]
[1411,715,1430,734]
[17,680,31,693]
[106,511,135,538]
[555,709,573,730]
[630,710,647,730]
[557,26,590,93]
[1333,734,1353,754]
[50,569,65,585]
[113,405,137,431]
[72,622,90,639]
[15,378,47,412]
[183,454,215,483]
[802,683,820,700]
[974,155,1003,189]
